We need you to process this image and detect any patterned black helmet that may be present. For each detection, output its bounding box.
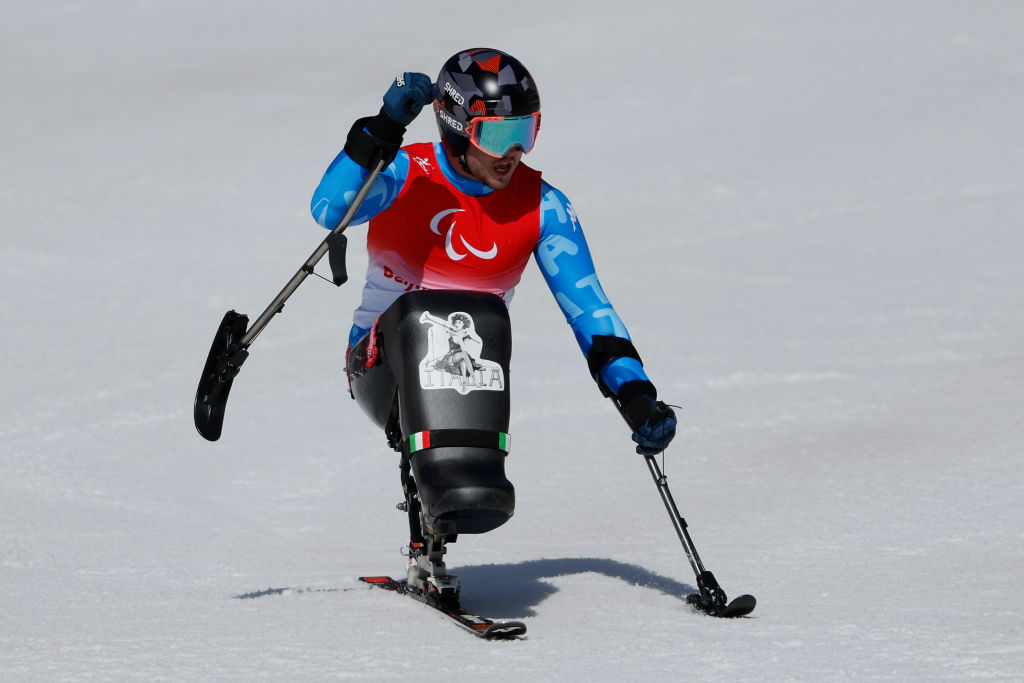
[434,48,541,157]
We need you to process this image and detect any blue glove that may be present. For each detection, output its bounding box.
[627,397,677,456]
[381,72,438,126]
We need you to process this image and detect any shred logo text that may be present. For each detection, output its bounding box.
[438,109,464,132]
[418,311,504,395]
[443,82,465,105]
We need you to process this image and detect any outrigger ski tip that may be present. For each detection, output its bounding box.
[644,454,757,619]
[684,569,757,618]
[688,591,757,618]
[192,159,387,443]
[194,310,250,441]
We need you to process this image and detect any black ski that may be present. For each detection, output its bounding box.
[359,576,527,639]
[684,570,756,618]
[688,591,757,618]
[718,593,757,617]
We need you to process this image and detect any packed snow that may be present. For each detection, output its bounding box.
[2,1,1022,679]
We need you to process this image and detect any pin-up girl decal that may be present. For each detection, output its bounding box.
[418,311,504,394]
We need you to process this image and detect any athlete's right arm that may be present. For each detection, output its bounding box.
[310,150,409,229]
[310,72,435,230]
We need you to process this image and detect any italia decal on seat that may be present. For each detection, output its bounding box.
[417,310,504,394]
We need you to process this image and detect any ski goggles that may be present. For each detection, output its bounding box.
[467,112,541,158]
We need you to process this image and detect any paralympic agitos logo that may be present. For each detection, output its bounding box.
[430,209,498,261]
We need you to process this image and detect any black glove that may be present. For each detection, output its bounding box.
[626,396,677,456]
[381,72,438,126]
[344,73,438,170]
[615,381,677,456]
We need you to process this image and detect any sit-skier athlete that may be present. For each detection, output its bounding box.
[311,48,677,603]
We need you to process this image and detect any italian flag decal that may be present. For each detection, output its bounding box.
[409,431,431,453]
[408,430,510,454]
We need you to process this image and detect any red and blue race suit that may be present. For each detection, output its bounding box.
[310,142,649,396]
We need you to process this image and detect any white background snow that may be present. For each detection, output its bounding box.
[3,1,1023,679]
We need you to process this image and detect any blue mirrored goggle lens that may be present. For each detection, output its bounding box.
[472,115,539,157]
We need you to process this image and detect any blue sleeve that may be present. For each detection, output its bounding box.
[534,181,650,395]
[310,149,410,229]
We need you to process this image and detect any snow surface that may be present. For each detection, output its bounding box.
[3,1,1023,679]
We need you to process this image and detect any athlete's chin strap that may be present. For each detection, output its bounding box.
[445,149,484,185]
[446,144,486,182]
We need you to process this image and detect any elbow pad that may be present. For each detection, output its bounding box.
[343,110,406,169]
[586,335,659,430]
[586,334,644,397]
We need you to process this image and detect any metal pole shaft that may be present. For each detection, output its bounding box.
[644,455,707,577]
[240,158,386,347]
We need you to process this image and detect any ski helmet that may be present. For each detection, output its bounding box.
[434,48,541,158]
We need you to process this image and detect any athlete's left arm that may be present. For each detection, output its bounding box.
[534,181,676,454]
[533,181,650,395]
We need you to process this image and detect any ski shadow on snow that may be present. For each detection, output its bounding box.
[451,557,697,618]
